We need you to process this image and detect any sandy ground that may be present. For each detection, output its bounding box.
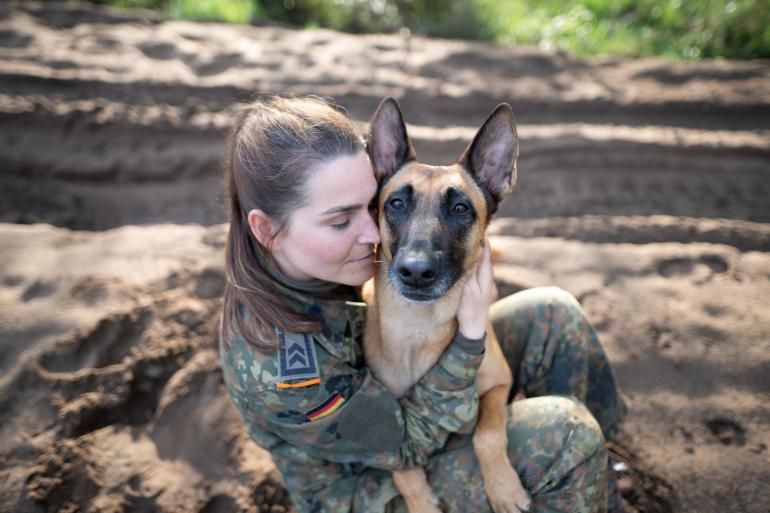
[1,2,769,512]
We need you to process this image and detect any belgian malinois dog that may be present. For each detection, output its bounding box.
[363,97,531,513]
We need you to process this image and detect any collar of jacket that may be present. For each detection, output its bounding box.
[270,278,366,360]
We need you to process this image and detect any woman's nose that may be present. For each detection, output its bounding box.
[359,210,380,245]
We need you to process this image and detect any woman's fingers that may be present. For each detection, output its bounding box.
[477,239,492,296]
[457,241,494,340]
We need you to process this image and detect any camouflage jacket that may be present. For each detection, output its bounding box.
[219,281,485,513]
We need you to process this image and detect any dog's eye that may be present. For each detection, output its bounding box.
[389,198,404,210]
[452,203,468,214]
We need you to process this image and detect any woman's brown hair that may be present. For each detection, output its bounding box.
[220,95,365,352]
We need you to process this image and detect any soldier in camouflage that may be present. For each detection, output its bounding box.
[220,278,626,513]
[219,95,627,513]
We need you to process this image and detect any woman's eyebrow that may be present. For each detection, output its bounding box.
[320,204,362,216]
[319,191,378,216]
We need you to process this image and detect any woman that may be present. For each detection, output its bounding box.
[219,95,627,513]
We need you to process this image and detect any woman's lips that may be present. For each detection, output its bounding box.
[349,252,374,263]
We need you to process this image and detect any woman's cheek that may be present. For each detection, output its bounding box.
[314,230,353,265]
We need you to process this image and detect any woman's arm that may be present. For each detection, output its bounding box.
[223,328,485,470]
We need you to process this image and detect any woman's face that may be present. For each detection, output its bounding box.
[272,151,380,286]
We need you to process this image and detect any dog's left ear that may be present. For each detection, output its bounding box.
[458,103,518,213]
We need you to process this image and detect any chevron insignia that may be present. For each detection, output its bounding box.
[276,328,320,382]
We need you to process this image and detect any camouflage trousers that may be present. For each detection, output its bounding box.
[392,286,628,513]
[491,286,627,442]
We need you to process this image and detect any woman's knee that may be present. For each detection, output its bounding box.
[490,287,593,386]
[493,286,583,323]
[513,395,605,453]
[532,287,593,354]
[501,286,589,348]
[538,286,583,319]
[554,395,606,460]
[508,396,606,493]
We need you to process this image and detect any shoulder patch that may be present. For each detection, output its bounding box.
[276,328,320,381]
[336,392,401,453]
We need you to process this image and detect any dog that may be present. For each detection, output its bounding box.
[362,97,531,513]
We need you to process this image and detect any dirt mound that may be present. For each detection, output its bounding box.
[2,2,769,231]
[1,3,769,513]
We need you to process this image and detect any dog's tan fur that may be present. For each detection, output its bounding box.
[363,100,531,513]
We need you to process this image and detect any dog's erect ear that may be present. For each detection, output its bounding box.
[368,97,416,181]
[458,103,518,212]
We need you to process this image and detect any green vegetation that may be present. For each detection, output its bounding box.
[84,0,770,60]
[166,0,257,23]
[85,0,257,23]
[475,0,770,60]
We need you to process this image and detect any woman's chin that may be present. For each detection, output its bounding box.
[342,265,375,287]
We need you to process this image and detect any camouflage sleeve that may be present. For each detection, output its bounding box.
[230,331,485,470]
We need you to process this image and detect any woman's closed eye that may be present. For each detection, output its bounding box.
[331,217,351,230]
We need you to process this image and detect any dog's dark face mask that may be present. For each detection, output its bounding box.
[380,167,482,302]
[367,97,519,304]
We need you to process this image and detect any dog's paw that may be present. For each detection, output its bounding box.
[485,468,531,513]
[405,497,443,513]
[488,488,531,513]
[404,490,443,513]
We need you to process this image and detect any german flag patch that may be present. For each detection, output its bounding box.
[305,393,345,421]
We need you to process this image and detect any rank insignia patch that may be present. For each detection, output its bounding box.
[276,328,320,382]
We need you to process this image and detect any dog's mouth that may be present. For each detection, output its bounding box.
[399,289,441,304]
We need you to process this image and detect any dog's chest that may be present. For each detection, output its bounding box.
[368,312,455,398]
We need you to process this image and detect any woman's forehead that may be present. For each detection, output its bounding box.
[303,152,376,212]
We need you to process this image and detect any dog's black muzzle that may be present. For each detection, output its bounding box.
[390,246,451,304]
[397,250,438,288]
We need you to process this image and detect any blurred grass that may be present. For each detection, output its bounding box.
[86,0,257,23]
[474,0,770,60]
[166,0,257,23]
[84,0,770,60]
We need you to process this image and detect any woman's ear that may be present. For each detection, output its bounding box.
[247,209,281,250]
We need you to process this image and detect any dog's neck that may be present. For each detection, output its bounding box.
[373,262,462,348]
[366,263,461,396]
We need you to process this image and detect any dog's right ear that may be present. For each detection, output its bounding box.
[367,97,416,182]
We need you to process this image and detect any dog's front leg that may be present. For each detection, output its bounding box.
[473,384,531,513]
[393,467,443,513]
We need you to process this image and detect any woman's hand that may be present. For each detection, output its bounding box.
[457,240,494,340]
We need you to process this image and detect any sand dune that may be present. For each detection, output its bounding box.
[1,3,769,512]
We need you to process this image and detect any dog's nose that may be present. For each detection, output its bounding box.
[397,254,437,288]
